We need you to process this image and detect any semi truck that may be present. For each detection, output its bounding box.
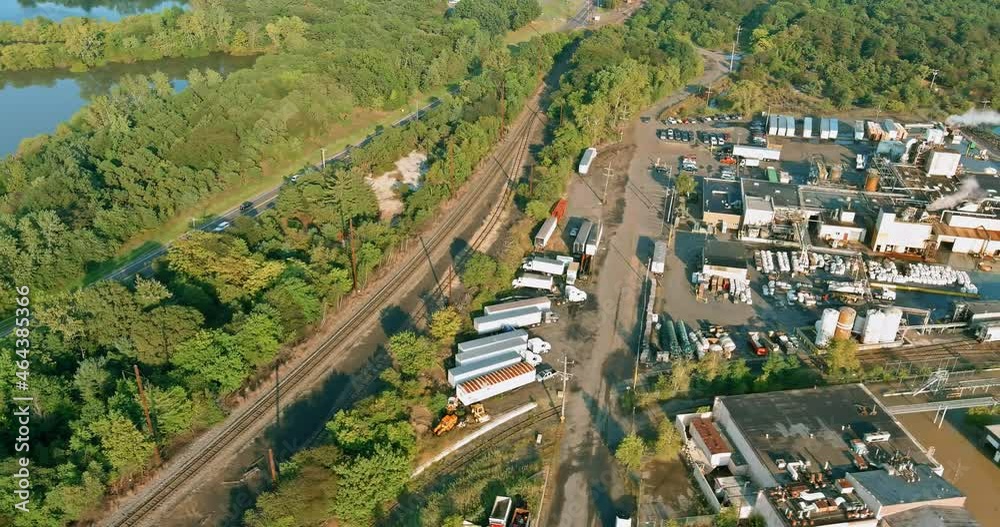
[483,297,551,316]
[512,272,554,291]
[473,307,558,334]
[566,261,580,285]
[573,221,594,255]
[523,256,568,276]
[585,223,604,256]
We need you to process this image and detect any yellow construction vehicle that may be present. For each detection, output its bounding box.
[433,414,458,436]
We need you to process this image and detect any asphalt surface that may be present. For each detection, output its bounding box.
[543,48,732,526]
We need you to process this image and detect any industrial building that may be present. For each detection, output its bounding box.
[702,240,749,280]
[676,384,973,527]
[816,208,867,246]
[985,424,1000,464]
[703,178,743,231]
[871,208,934,255]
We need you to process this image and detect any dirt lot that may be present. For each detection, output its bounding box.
[895,410,1000,524]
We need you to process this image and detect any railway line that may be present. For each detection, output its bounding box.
[856,339,1000,369]
[103,87,547,527]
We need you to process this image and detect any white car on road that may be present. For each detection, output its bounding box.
[212,220,231,233]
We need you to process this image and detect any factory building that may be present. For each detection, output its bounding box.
[933,211,1000,256]
[816,208,867,246]
[678,385,972,527]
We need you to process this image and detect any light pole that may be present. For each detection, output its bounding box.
[929,69,939,92]
[321,148,326,170]
[730,25,742,72]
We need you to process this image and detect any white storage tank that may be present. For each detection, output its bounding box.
[880,307,903,343]
[816,308,839,346]
[861,309,885,344]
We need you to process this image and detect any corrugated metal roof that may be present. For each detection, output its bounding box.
[459,362,535,394]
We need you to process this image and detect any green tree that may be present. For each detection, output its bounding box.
[326,393,415,455]
[714,506,739,527]
[654,419,682,460]
[89,410,155,478]
[723,80,764,116]
[826,338,861,378]
[429,307,464,343]
[387,331,438,377]
[616,432,646,472]
[333,445,412,525]
[675,172,696,197]
[171,330,249,394]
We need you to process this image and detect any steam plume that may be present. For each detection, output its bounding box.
[927,177,984,211]
[945,109,1000,127]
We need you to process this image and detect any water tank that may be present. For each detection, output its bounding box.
[880,307,903,343]
[834,307,857,341]
[830,164,843,182]
[861,309,884,344]
[865,170,880,192]
[720,335,736,353]
[816,308,839,346]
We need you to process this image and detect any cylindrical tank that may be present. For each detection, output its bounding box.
[720,335,736,353]
[861,309,884,344]
[880,307,903,343]
[830,164,843,182]
[834,307,856,341]
[816,308,839,346]
[865,169,880,192]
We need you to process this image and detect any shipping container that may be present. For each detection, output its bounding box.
[776,116,787,137]
[854,120,864,141]
[511,272,553,291]
[585,222,604,256]
[456,362,536,406]
[534,217,557,248]
[523,256,568,276]
[578,147,597,175]
[457,330,529,354]
[784,116,796,137]
[483,297,551,316]
[455,340,528,366]
[551,198,568,220]
[802,117,813,138]
[829,118,839,140]
[766,166,779,183]
[566,261,580,285]
[489,496,514,527]
[573,220,593,254]
[448,351,522,386]
[474,307,554,334]
[820,118,830,140]
[768,114,778,136]
[651,241,667,274]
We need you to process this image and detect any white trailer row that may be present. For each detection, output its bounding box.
[512,272,554,291]
[484,297,551,316]
[802,117,813,139]
[767,115,797,137]
[819,118,839,140]
[573,221,593,254]
[448,351,522,386]
[523,256,568,276]
[651,241,667,274]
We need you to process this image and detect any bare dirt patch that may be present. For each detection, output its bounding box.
[368,150,427,219]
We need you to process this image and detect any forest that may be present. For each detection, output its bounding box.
[0,0,547,524]
[650,0,998,113]
[0,0,542,310]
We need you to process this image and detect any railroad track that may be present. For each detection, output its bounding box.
[385,406,562,520]
[856,339,1000,368]
[104,90,546,527]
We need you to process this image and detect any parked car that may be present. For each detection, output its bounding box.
[640,116,651,123]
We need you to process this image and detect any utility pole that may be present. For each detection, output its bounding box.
[560,355,575,422]
[267,448,278,482]
[348,218,358,290]
[981,99,992,111]
[602,165,615,204]
[928,69,939,92]
[730,25,742,72]
[321,148,326,170]
[133,365,161,466]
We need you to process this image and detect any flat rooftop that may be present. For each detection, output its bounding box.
[703,178,742,216]
[742,179,801,209]
[883,505,980,527]
[719,384,929,482]
[703,240,748,270]
[850,465,962,506]
[691,417,731,455]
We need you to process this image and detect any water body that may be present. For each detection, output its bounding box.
[0,0,186,23]
[0,53,257,156]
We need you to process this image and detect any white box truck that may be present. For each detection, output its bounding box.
[534,217,557,248]
[651,240,667,274]
[523,256,567,276]
[512,272,553,291]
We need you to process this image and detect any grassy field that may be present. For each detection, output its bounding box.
[506,0,586,44]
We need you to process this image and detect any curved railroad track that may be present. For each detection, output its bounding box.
[104,90,546,527]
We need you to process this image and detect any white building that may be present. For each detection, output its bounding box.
[925,151,961,177]
[871,209,933,255]
[689,417,733,467]
[933,211,1000,257]
[817,208,867,245]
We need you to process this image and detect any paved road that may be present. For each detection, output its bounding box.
[544,48,730,527]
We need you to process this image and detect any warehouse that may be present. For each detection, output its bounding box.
[702,240,748,280]
[816,208,867,246]
[702,178,743,231]
[985,424,1000,463]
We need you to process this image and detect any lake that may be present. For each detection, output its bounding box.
[1,0,186,23]
[0,53,256,156]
